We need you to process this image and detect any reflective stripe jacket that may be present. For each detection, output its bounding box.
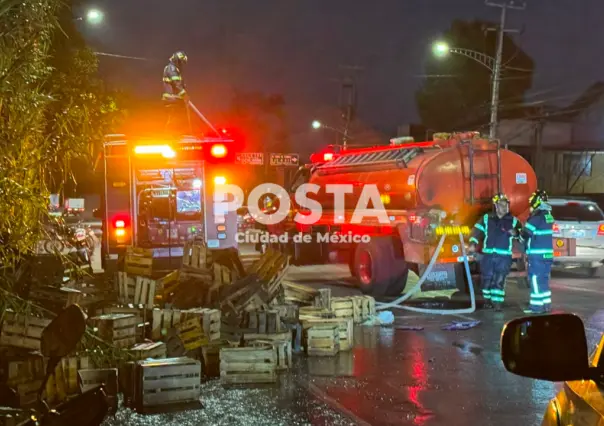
[162,62,186,101]
[470,212,521,256]
[521,206,554,258]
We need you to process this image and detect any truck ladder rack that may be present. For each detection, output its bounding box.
[464,139,502,205]
[318,146,422,171]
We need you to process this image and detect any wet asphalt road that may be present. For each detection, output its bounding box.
[100,262,604,426]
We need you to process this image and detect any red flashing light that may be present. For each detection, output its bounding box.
[598,224,604,236]
[115,220,125,228]
[323,152,334,162]
[566,202,580,206]
[553,223,560,233]
[408,215,416,223]
[210,144,228,158]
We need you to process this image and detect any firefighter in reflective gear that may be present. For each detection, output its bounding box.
[162,51,189,132]
[521,190,554,314]
[469,193,522,311]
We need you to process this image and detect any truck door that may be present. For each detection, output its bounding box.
[103,141,132,260]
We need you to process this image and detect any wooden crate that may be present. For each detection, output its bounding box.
[45,356,90,405]
[306,325,340,356]
[78,368,119,412]
[183,308,221,342]
[299,306,333,321]
[220,345,277,385]
[247,339,292,371]
[176,318,205,351]
[302,318,353,351]
[90,314,138,348]
[102,305,146,341]
[282,282,319,304]
[0,312,51,351]
[313,288,331,310]
[182,240,211,269]
[28,286,83,310]
[133,276,157,307]
[330,297,362,324]
[0,350,45,386]
[130,342,167,360]
[242,330,292,345]
[151,309,184,341]
[361,295,376,317]
[245,310,282,334]
[155,270,180,300]
[201,340,238,377]
[132,357,202,413]
[124,247,153,277]
[116,271,136,304]
[270,304,299,324]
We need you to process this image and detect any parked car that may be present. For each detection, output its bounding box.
[501,313,604,425]
[549,196,604,276]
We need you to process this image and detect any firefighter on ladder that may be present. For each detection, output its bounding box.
[162,51,190,133]
[469,193,522,311]
[521,190,554,314]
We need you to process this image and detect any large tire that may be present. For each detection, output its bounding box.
[353,236,408,297]
[43,239,64,254]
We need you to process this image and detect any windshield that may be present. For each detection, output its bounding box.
[550,202,604,222]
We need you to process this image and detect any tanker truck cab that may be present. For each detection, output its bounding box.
[282,134,577,298]
[101,134,240,273]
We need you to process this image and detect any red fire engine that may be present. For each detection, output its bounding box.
[270,133,577,297]
[100,133,241,272]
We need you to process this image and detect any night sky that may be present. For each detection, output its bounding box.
[80,0,604,155]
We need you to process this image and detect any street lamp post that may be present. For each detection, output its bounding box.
[432,41,502,140]
[311,120,351,148]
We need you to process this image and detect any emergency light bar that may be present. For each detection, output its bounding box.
[134,144,176,158]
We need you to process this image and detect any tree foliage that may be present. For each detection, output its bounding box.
[415,19,535,132]
[0,0,123,272]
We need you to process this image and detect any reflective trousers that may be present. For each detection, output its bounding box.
[480,254,512,306]
[527,255,552,312]
[164,100,190,134]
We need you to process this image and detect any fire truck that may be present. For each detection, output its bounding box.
[269,132,577,297]
[100,133,241,272]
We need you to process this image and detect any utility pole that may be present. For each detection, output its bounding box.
[338,65,363,148]
[485,0,525,142]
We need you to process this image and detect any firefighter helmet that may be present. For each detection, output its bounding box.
[492,193,509,204]
[170,51,188,66]
[529,190,548,209]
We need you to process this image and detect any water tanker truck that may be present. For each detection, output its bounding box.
[265,132,576,297]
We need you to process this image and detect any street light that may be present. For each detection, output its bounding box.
[310,120,351,147]
[432,40,501,140]
[75,8,104,24]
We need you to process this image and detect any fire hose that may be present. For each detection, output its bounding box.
[375,233,476,315]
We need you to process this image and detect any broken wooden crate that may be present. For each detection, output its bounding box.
[116,272,160,307]
[269,303,299,324]
[130,342,167,360]
[313,288,331,310]
[302,318,353,351]
[130,357,202,413]
[306,324,340,356]
[282,282,318,305]
[220,345,277,385]
[89,314,138,348]
[184,308,221,342]
[28,286,83,311]
[102,305,146,341]
[201,340,238,377]
[0,312,51,351]
[78,368,119,413]
[182,240,212,269]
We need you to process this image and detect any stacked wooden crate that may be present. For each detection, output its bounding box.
[89,314,138,348]
[45,355,90,406]
[242,310,293,371]
[331,295,375,324]
[301,318,353,352]
[0,349,45,408]
[306,325,340,356]
[0,312,51,351]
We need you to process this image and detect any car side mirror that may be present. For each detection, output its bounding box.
[501,313,591,382]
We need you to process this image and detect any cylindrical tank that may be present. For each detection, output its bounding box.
[308,140,537,223]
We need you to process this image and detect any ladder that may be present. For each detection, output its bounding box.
[465,139,502,205]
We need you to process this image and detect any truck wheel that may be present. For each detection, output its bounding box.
[354,237,408,297]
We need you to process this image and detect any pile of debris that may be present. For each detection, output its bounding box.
[0,240,376,418]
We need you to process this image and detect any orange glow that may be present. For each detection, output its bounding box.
[214,176,226,185]
[115,220,125,228]
[115,229,126,237]
[210,144,227,158]
[598,224,604,235]
[134,144,175,158]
